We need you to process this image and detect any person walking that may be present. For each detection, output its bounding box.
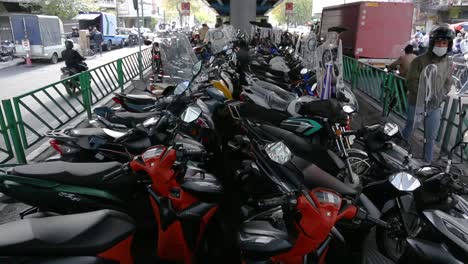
[388,44,417,79]
[93,27,104,56]
[401,25,455,163]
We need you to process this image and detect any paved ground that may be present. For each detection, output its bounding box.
[0,58,23,70]
[0,46,142,100]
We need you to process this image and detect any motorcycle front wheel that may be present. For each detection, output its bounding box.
[376,208,421,262]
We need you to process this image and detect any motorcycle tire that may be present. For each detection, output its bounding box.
[376,209,408,262]
[64,81,74,95]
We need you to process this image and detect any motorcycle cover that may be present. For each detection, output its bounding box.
[155,32,198,82]
[245,80,298,111]
[302,33,318,71]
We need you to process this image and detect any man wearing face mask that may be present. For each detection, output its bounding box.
[402,25,455,162]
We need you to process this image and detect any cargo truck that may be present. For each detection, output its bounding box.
[10,14,75,64]
[320,1,414,67]
[73,12,127,51]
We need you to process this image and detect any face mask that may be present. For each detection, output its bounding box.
[433,46,448,57]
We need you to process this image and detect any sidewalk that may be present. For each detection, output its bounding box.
[0,58,23,70]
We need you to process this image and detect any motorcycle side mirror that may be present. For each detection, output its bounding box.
[388,172,421,192]
[143,39,153,46]
[384,123,399,137]
[180,106,202,123]
[300,68,308,75]
[265,141,292,164]
[174,81,190,95]
[342,105,356,114]
[192,61,203,76]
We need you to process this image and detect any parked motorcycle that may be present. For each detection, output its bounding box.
[0,209,136,264]
[374,129,468,263]
[0,40,15,62]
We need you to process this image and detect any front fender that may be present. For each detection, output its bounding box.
[381,194,414,214]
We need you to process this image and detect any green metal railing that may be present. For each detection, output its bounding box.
[343,56,407,117]
[343,55,468,160]
[0,47,152,164]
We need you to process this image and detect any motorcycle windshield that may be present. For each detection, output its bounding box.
[156,32,198,82]
[249,81,297,111]
[206,28,230,54]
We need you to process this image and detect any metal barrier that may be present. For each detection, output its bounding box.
[343,55,467,160]
[0,47,152,164]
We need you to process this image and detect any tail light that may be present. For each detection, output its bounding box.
[153,55,160,60]
[49,140,78,155]
[239,93,247,101]
[196,118,209,128]
[112,97,124,105]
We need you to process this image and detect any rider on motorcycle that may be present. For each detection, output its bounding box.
[61,39,87,73]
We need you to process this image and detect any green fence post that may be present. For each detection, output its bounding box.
[351,59,358,89]
[117,58,125,93]
[2,100,26,164]
[80,72,92,119]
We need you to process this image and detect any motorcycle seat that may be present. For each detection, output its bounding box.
[113,111,157,126]
[69,128,109,137]
[0,209,134,256]
[238,102,289,126]
[180,166,223,196]
[259,124,343,175]
[265,72,280,79]
[296,157,357,196]
[9,161,127,189]
[298,99,346,123]
[123,137,152,153]
[115,93,157,104]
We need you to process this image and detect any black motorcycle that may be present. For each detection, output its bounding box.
[374,129,468,263]
[60,62,88,95]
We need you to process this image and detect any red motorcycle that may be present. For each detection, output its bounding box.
[231,121,388,263]
[129,106,224,263]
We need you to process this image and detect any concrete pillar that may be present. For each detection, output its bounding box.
[230,0,256,32]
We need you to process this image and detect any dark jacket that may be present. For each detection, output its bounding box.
[93,31,104,44]
[61,49,86,70]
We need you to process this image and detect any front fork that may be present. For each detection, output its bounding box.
[334,123,359,186]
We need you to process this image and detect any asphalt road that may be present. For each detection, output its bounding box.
[0,46,143,100]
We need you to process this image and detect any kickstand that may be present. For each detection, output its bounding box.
[19,207,39,219]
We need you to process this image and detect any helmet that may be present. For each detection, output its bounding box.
[65,39,74,49]
[429,25,455,52]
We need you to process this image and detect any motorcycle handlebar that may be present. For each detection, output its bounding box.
[354,207,390,229]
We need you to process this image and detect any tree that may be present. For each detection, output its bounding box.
[163,0,216,26]
[269,0,313,26]
[22,0,98,20]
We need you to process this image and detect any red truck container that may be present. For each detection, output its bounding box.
[320,1,414,67]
